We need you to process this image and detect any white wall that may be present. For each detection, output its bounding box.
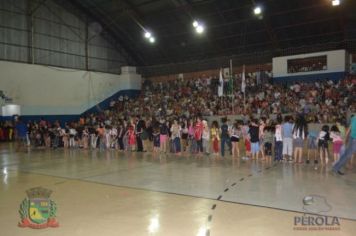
[0,61,141,115]
[273,49,346,77]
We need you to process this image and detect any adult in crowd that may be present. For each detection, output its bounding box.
[15,117,28,150]
[332,115,356,175]
[282,116,294,162]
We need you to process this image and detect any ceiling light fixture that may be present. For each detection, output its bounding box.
[144,31,151,38]
[254,6,262,15]
[332,0,340,6]
[192,20,199,28]
[196,25,205,34]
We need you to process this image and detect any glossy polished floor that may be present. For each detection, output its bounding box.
[1,143,355,236]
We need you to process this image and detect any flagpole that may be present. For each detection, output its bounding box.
[230,59,233,115]
[243,64,246,113]
[243,88,246,113]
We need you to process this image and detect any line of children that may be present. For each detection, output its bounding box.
[15,114,351,167]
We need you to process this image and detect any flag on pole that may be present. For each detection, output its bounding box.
[218,68,224,97]
[228,74,233,94]
[241,65,246,93]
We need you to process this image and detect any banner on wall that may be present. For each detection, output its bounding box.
[2,104,21,116]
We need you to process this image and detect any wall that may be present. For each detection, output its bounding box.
[0,61,141,120]
[0,0,133,74]
[147,63,272,82]
[272,49,346,83]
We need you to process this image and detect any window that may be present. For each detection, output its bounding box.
[287,55,327,74]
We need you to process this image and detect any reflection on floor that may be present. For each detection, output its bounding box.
[1,143,355,235]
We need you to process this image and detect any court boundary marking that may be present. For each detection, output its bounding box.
[4,167,356,223]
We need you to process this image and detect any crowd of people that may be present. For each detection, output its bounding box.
[110,75,355,124]
[13,112,355,170]
[6,74,356,173]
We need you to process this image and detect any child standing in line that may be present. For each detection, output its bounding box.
[69,126,77,148]
[181,120,189,152]
[220,117,230,157]
[105,126,111,149]
[123,121,129,151]
[306,117,320,164]
[249,119,260,160]
[152,126,160,153]
[96,124,105,149]
[292,115,307,164]
[82,127,89,149]
[282,116,294,162]
[242,121,251,158]
[259,118,267,160]
[61,126,67,148]
[110,126,118,149]
[274,118,283,162]
[263,126,274,163]
[195,117,204,154]
[318,125,330,165]
[202,120,210,155]
[117,122,125,151]
[170,119,182,154]
[330,125,343,164]
[188,120,196,154]
[230,121,241,158]
[210,120,220,155]
[90,126,98,149]
[159,119,169,153]
[126,123,136,151]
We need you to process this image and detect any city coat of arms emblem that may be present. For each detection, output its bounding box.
[18,187,59,229]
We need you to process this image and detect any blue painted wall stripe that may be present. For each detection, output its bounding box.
[1,89,140,123]
[273,72,345,84]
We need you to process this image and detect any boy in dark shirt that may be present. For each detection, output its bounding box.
[220,117,230,157]
[249,119,260,160]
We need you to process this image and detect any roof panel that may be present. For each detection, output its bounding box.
[66,0,356,66]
